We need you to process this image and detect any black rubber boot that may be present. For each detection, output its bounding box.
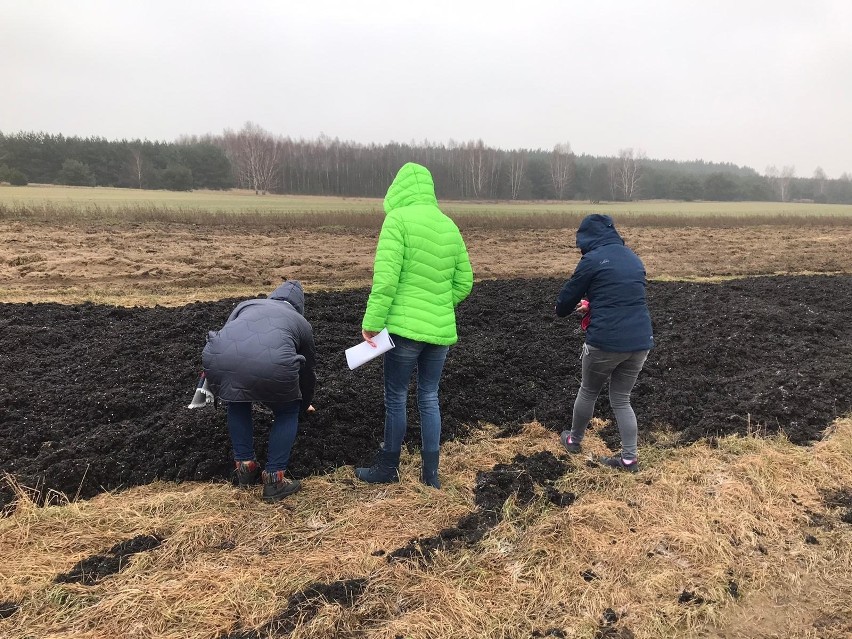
[420,450,441,489]
[232,460,261,488]
[355,449,400,484]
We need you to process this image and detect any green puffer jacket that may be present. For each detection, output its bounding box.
[362,162,473,345]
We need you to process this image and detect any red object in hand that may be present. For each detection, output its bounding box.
[579,299,591,331]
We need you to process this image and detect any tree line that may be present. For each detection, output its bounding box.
[1,125,850,204]
[0,132,233,191]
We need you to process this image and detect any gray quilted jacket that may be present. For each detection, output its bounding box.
[202,281,316,407]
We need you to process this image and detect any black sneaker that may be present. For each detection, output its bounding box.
[232,461,260,488]
[560,431,582,454]
[599,455,639,473]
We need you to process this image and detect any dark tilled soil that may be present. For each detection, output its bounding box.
[821,487,852,525]
[388,451,573,563]
[822,487,852,509]
[0,602,19,619]
[1,275,850,511]
[474,450,574,512]
[595,626,635,639]
[219,578,367,639]
[54,534,163,585]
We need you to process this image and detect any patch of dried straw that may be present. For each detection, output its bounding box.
[1,419,851,638]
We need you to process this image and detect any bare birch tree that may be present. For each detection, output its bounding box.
[130,148,144,189]
[766,164,796,202]
[466,140,488,198]
[488,149,502,199]
[780,165,796,202]
[549,142,575,199]
[765,165,780,199]
[508,150,527,200]
[617,148,644,200]
[608,159,620,200]
[813,166,827,198]
[222,122,283,194]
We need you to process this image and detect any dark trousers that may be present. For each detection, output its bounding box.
[227,400,301,472]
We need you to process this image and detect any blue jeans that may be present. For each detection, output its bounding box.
[570,344,649,461]
[382,335,449,454]
[227,400,301,472]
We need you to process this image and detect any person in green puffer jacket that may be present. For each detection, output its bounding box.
[356,162,473,489]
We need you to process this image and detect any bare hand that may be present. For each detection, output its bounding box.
[307,404,316,413]
[362,329,379,347]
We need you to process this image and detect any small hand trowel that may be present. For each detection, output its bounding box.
[187,372,216,409]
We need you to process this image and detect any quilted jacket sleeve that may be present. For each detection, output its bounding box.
[555,254,595,317]
[362,214,405,332]
[452,235,473,306]
[296,318,316,410]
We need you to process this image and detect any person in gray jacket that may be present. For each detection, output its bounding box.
[203,280,316,502]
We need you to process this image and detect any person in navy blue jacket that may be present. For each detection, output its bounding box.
[555,214,653,472]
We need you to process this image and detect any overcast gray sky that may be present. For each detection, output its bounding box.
[2,0,850,177]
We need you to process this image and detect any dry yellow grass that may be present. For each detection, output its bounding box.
[2,419,851,639]
[3,220,852,307]
[3,186,852,220]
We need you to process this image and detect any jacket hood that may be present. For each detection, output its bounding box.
[383,162,438,214]
[269,280,305,315]
[576,214,624,254]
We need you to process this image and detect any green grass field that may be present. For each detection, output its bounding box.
[3,184,852,218]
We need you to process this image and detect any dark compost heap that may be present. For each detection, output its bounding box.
[1,275,850,511]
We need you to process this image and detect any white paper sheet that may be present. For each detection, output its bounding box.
[345,328,395,370]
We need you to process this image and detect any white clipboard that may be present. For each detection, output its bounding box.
[345,328,395,370]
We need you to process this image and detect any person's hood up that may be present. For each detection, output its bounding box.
[383,162,438,214]
[576,214,625,254]
[269,280,305,315]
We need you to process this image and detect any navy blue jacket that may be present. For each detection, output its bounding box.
[203,280,316,407]
[555,214,654,352]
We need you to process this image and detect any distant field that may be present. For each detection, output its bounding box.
[2,184,852,219]
[0,184,381,213]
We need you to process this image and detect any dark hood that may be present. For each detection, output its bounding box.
[269,280,305,315]
[576,214,625,254]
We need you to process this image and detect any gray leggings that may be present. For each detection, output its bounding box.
[570,344,649,461]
